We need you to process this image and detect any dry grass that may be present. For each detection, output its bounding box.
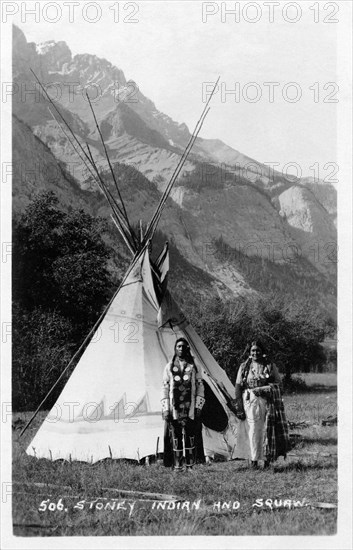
[12,381,337,537]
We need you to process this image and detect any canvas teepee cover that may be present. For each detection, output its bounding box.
[26,245,242,462]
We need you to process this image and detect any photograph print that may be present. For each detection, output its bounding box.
[1,0,352,548]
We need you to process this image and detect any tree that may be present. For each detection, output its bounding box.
[13,191,114,334]
[182,292,335,386]
[12,191,116,410]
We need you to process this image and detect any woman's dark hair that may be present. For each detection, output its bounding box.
[174,337,190,352]
[239,340,268,384]
[172,337,194,364]
[249,340,265,355]
[241,340,266,360]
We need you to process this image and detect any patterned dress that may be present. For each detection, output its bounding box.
[161,357,205,469]
[235,360,288,462]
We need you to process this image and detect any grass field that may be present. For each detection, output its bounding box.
[11,373,337,537]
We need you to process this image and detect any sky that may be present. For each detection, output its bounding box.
[6,1,345,177]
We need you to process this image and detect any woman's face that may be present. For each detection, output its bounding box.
[176,341,188,358]
[250,346,262,360]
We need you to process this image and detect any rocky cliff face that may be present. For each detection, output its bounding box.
[12,114,236,304]
[12,25,337,312]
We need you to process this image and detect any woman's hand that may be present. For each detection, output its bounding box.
[252,386,271,397]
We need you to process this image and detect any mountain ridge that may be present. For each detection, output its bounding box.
[12,24,337,315]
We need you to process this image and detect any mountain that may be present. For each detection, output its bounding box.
[12,25,337,315]
[12,114,236,307]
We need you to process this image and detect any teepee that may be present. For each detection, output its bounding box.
[23,75,244,462]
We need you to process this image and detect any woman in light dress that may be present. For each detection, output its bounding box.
[234,340,290,468]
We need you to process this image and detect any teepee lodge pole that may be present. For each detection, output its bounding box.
[110,215,135,255]
[144,77,220,243]
[85,94,133,230]
[31,70,138,253]
[31,70,100,184]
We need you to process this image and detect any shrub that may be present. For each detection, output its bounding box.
[282,374,309,394]
[12,305,74,411]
